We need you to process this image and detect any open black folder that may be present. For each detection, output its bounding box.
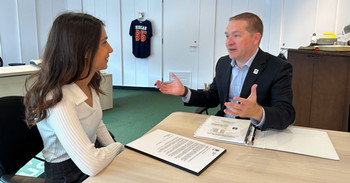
[125,129,226,175]
[194,116,339,160]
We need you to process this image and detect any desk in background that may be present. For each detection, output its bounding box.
[0,65,113,110]
[84,112,350,183]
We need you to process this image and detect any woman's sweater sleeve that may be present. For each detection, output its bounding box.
[47,99,124,176]
[96,121,123,147]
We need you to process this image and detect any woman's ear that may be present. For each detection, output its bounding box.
[85,52,89,60]
[85,49,93,60]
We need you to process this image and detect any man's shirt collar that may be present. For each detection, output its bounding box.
[230,48,259,69]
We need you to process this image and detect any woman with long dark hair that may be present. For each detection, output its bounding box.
[24,12,124,182]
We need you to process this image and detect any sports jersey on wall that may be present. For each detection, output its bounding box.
[129,19,153,58]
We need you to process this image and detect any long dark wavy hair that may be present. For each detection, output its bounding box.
[25,12,105,126]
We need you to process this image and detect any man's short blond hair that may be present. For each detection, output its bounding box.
[229,12,263,37]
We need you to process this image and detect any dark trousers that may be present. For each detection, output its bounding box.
[42,134,115,182]
[44,159,89,183]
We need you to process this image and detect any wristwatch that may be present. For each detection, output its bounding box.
[182,86,189,97]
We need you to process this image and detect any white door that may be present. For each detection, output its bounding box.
[163,0,200,88]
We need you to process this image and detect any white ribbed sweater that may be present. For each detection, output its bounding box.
[37,83,124,176]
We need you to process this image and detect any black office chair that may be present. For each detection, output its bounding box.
[194,87,210,115]
[194,107,209,115]
[0,96,56,183]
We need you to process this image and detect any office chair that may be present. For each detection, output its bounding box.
[0,56,3,67]
[0,96,56,183]
[194,107,209,115]
[194,87,210,115]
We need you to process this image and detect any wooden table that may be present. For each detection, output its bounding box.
[84,112,350,183]
[0,65,113,110]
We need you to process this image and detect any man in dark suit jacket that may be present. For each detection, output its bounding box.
[155,12,295,130]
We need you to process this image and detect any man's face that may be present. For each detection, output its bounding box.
[225,20,261,62]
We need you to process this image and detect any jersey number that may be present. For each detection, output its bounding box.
[135,30,147,42]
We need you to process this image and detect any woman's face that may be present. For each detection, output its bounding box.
[92,27,113,72]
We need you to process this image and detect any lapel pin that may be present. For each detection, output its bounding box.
[253,69,259,75]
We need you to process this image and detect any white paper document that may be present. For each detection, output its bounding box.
[253,127,340,160]
[194,116,339,160]
[194,115,252,145]
[126,129,226,175]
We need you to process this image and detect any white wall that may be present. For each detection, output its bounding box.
[0,0,70,65]
[0,0,21,63]
[82,0,124,86]
[0,0,349,88]
[198,0,217,88]
[120,0,162,87]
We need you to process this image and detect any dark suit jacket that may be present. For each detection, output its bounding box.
[185,48,295,130]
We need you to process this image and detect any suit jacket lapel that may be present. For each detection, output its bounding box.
[240,49,266,98]
[222,58,232,103]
